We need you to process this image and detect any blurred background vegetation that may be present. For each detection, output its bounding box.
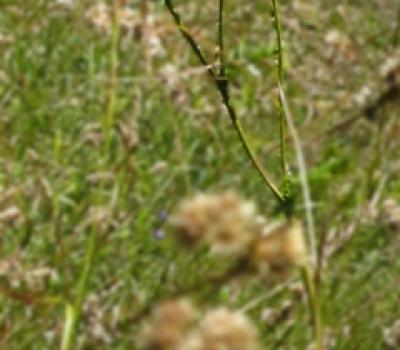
[1,0,400,349]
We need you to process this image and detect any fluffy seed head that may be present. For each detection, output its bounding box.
[170,192,264,257]
[380,198,400,231]
[252,220,307,273]
[171,193,219,246]
[139,299,197,350]
[182,307,259,350]
[179,308,259,350]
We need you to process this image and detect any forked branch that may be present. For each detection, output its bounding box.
[164,0,284,203]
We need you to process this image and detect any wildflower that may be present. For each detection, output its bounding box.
[55,0,75,8]
[0,206,22,225]
[170,192,264,257]
[139,299,197,350]
[153,229,166,240]
[171,193,219,246]
[180,308,260,350]
[85,3,138,33]
[84,293,113,344]
[380,198,400,231]
[157,210,168,222]
[380,50,400,85]
[252,220,307,273]
[85,3,112,33]
[118,7,137,31]
[384,319,400,349]
[25,267,58,292]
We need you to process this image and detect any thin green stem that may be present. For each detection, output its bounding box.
[222,96,284,202]
[164,0,216,79]
[164,0,284,203]
[61,2,122,349]
[270,0,288,176]
[104,0,121,155]
[61,226,97,350]
[279,85,317,265]
[393,4,400,47]
[301,264,324,350]
[218,0,225,76]
[271,1,321,346]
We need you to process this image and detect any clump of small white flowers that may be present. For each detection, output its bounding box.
[170,191,265,257]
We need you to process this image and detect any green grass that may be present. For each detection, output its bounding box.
[1,0,400,349]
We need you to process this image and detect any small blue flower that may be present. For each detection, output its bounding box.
[153,229,166,240]
[157,210,168,222]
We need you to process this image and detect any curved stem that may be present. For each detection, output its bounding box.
[223,97,284,202]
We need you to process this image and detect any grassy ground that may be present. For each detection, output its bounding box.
[1,0,400,349]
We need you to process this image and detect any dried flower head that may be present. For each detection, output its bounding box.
[384,319,400,349]
[180,308,259,350]
[380,198,400,231]
[85,3,138,33]
[380,50,400,86]
[252,220,307,273]
[85,3,112,33]
[0,206,22,226]
[170,192,264,257]
[171,193,219,246]
[139,299,197,350]
[118,7,137,31]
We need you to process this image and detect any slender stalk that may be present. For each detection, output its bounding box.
[164,0,216,79]
[270,0,288,176]
[280,87,322,347]
[164,0,284,203]
[104,0,121,155]
[224,99,284,202]
[301,264,324,350]
[278,86,316,265]
[218,0,225,76]
[393,3,400,47]
[61,2,122,349]
[270,1,321,346]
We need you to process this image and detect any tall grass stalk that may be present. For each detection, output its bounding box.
[61,2,122,349]
[271,0,321,345]
[104,0,122,155]
[302,263,324,350]
[279,82,322,347]
[394,4,400,47]
[270,0,288,176]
